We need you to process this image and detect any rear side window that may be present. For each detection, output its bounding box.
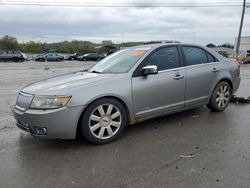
[183,47,208,66]
[144,47,180,71]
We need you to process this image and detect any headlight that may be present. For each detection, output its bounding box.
[30,95,71,109]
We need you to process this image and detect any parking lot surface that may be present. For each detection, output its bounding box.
[0,61,250,188]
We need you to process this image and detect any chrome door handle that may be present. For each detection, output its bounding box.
[212,68,219,73]
[173,75,184,80]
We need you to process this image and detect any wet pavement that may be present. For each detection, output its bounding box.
[0,61,250,188]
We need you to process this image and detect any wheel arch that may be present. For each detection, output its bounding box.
[75,95,131,138]
[209,78,233,101]
[218,78,233,91]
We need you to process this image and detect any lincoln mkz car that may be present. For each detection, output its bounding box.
[13,43,241,144]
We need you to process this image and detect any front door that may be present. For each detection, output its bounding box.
[132,46,186,121]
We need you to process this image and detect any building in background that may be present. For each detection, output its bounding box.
[234,36,250,55]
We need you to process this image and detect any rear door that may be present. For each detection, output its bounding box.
[132,46,186,120]
[182,46,217,106]
[45,53,53,61]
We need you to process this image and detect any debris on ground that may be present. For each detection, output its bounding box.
[190,115,199,119]
[179,154,194,158]
[230,95,250,104]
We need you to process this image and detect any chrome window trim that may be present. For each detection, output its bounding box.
[158,67,184,73]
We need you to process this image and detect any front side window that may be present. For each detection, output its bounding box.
[183,47,208,66]
[144,47,180,71]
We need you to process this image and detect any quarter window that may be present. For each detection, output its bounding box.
[207,52,216,62]
[183,47,208,66]
[144,47,180,71]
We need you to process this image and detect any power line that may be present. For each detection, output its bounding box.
[0,0,244,2]
[0,1,247,8]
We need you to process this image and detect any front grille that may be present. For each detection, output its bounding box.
[16,92,33,111]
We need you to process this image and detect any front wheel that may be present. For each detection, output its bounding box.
[80,98,127,144]
[207,81,232,112]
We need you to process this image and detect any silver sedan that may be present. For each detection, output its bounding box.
[13,43,241,144]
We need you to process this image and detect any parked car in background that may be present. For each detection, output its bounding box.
[244,50,250,64]
[13,43,240,144]
[98,52,114,60]
[77,53,100,61]
[35,52,64,62]
[66,52,86,60]
[0,50,27,62]
[66,53,77,60]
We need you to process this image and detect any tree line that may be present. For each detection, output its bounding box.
[0,35,116,54]
[0,35,234,54]
[206,43,234,49]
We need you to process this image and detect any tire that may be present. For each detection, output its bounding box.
[39,58,45,62]
[12,57,19,62]
[80,98,127,144]
[207,81,232,112]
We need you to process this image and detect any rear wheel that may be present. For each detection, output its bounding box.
[12,57,19,62]
[207,81,232,112]
[39,58,45,62]
[80,98,127,144]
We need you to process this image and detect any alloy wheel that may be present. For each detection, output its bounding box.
[89,104,122,139]
[216,85,230,108]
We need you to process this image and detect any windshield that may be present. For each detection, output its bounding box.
[88,47,150,74]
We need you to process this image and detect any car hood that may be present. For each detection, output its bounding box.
[21,71,115,95]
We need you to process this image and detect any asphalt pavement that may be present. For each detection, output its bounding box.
[0,61,250,188]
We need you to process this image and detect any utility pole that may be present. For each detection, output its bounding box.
[121,33,124,47]
[235,0,246,58]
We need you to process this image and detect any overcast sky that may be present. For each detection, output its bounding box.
[0,0,249,45]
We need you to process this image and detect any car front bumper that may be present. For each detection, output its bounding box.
[13,105,84,139]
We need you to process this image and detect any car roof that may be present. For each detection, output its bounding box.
[132,43,206,49]
[127,43,225,61]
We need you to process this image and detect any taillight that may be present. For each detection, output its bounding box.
[234,60,240,66]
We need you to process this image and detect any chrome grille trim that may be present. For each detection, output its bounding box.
[15,92,34,111]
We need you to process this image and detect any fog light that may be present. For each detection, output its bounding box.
[31,127,47,135]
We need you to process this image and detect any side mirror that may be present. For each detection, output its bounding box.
[141,65,158,75]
